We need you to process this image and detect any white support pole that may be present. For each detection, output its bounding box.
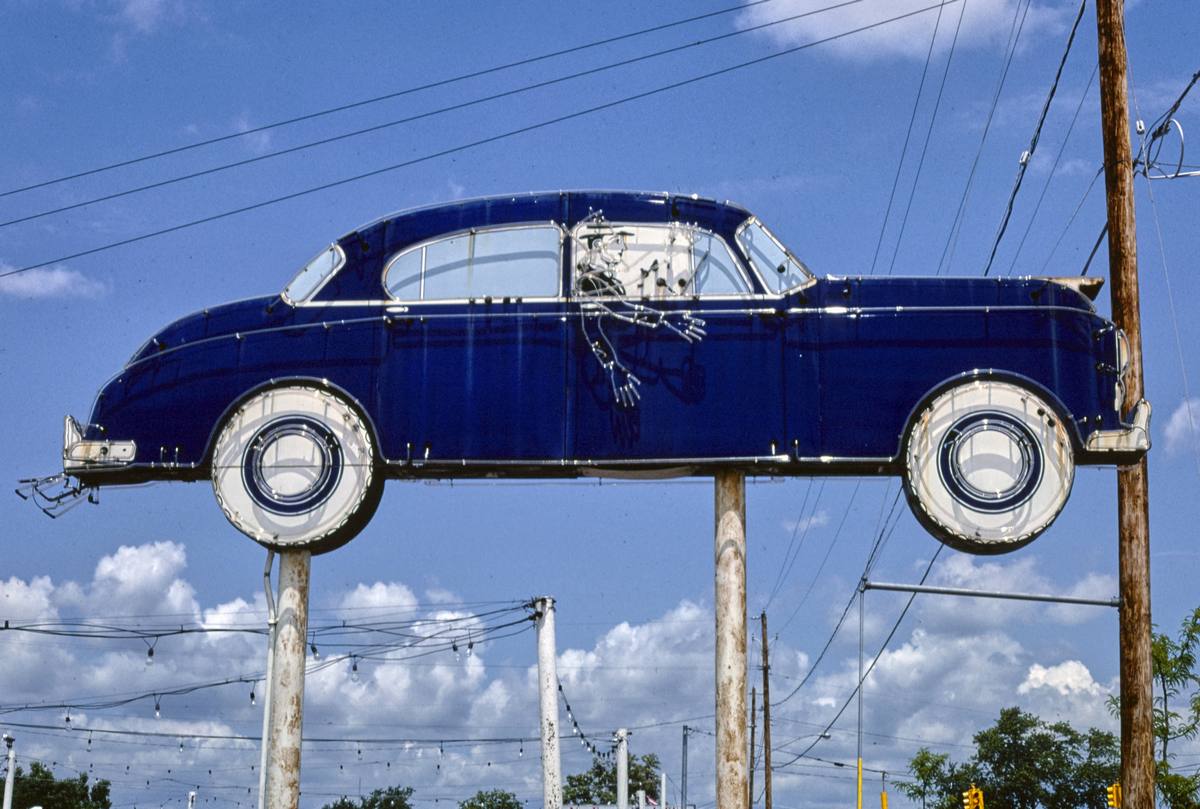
[264,550,311,809]
[536,597,562,809]
[188,791,197,809]
[715,470,748,809]
[257,550,277,809]
[616,728,630,809]
[3,734,15,809]
[638,788,646,809]
[661,770,668,809]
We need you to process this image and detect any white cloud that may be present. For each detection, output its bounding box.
[119,0,170,33]
[0,265,107,299]
[1018,660,1103,697]
[783,509,830,533]
[1164,397,1200,455]
[233,114,273,155]
[737,0,1068,62]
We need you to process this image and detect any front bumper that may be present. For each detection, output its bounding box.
[63,416,136,471]
[1085,399,1151,457]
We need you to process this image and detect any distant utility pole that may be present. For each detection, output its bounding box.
[264,551,311,809]
[1095,1,1154,806]
[749,687,757,809]
[661,770,668,809]
[760,613,773,809]
[616,728,630,809]
[3,734,15,809]
[681,725,689,809]
[535,597,563,809]
[715,471,748,809]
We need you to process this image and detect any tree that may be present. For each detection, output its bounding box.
[562,754,661,805]
[458,789,521,809]
[10,761,112,809]
[319,785,414,809]
[901,708,1118,809]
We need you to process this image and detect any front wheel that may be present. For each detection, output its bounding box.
[902,379,1074,554]
[211,385,383,554]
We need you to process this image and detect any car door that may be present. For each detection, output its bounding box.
[378,224,568,465]
[568,219,786,463]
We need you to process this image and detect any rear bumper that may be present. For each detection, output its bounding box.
[1085,399,1151,459]
[63,416,136,471]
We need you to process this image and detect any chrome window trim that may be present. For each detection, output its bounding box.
[282,243,347,306]
[383,222,565,304]
[569,221,756,300]
[734,217,817,294]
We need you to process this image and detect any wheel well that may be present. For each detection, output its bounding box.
[896,370,1085,461]
[201,377,383,472]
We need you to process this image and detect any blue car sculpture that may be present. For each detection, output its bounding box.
[58,191,1149,554]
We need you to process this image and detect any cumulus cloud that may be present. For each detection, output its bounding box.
[737,0,1068,62]
[0,265,107,299]
[1018,660,1104,697]
[1164,397,1200,455]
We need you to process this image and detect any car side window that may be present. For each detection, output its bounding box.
[572,221,749,298]
[736,218,814,294]
[384,224,562,301]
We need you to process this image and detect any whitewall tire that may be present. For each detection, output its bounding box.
[211,385,382,553]
[902,379,1074,554]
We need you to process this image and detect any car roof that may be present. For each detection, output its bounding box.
[346,190,754,247]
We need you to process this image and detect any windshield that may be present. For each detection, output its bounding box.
[283,243,345,303]
[736,218,814,294]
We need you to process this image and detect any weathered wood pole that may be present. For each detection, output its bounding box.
[1094,1,1154,806]
[264,550,311,809]
[715,470,748,809]
[760,612,773,809]
[535,597,563,809]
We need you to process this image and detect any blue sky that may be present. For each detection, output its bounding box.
[2,1,1199,808]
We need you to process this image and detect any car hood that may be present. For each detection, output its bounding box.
[127,295,282,365]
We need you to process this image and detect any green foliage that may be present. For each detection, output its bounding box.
[10,761,112,809]
[458,789,522,809]
[899,708,1118,809]
[562,753,661,805]
[319,785,414,809]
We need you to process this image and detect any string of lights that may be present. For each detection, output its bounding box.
[556,680,610,760]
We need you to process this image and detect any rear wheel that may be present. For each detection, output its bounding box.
[902,379,1074,554]
[211,385,382,554]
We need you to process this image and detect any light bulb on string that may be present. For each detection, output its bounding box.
[145,643,156,667]
[466,631,474,657]
[86,733,92,752]
[519,743,523,758]
[64,709,71,726]
[451,641,459,663]
[250,685,256,706]
[350,656,360,683]
[154,697,161,719]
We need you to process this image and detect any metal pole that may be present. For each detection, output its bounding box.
[863,581,1119,608]
[662,770,668,809]
[263,550,311,809]
[3,734,15,809]
[681,725,689,809]
[535,597,563,809]
[760,613,773,809]
[749,687,757,809]
[257,550,277,809]
[715,470,748,809]
[1095,1,1154,806]
[617,728,630,809]
[857,584,865,809]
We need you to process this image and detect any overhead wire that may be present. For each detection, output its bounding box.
[0,0,961,281]
[884,0,969,275]
[763,479,824,612]
[935,0,1033,276]
[776,480,862,634]
[981,0,1088,276]
[0,0,784,200]
[0,0,872,231]
[866,0,948,275]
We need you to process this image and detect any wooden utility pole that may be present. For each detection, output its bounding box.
[1094,1,1154,806]
[715,471,748,809]
[749,687,757,808]
[760,612,773,809]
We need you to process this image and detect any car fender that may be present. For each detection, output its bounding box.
[896,369,1085,462]
[201,376,383,471]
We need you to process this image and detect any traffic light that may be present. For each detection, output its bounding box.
[1106,782,1122,808]
[961,784,985,809]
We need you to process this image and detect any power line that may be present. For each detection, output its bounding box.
[776,480,862,634]
[0,0,959,282]
[1004,62,1098,276]
[981,0,1088,276]
[0,0,870,231]
[884,0,969,275]
[867,0,948,275]
[763,479,822,611]
[935,0,1032,276]
[0,0,782,200]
